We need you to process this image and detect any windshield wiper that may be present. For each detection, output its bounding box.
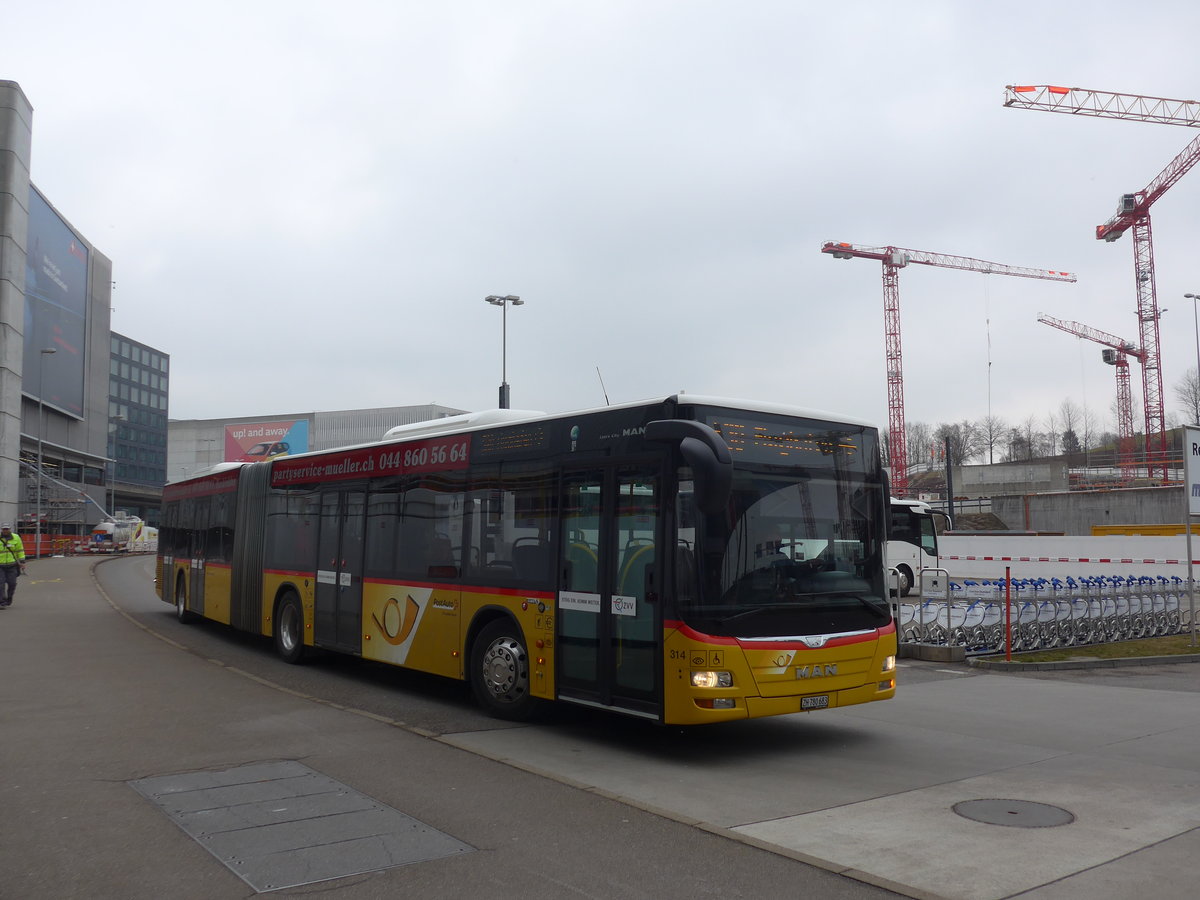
[850,593,890,617]
[715,592,889,627]
[715,602,812,627]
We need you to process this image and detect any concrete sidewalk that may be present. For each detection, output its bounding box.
[0,557,900,899]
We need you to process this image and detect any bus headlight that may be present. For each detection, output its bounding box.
[691,671,733,688]
[882,655,896,673]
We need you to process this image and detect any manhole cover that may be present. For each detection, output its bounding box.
[130,761,473,891]
[952,799,1074,828]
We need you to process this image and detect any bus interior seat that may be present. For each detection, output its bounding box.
[565,542,598,592]
[427,533,458,577]
[618,544,655,598]
[512,541,550,582]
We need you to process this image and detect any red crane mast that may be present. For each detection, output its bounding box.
[1004,84,1200,480]
[821,241,1076,497]
[1036,313,1144,475]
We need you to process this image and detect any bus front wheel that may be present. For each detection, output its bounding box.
[470,619,534,720]
[274,593,307,665]
[896,566,913,598]
[175,578,196,624]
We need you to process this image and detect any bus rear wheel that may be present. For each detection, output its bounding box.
[274,593,307,665]
[470,619,535,720]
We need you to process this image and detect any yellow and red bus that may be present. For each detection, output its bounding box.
[157,395,896,724]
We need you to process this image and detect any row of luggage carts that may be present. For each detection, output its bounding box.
[898,575,1196,653]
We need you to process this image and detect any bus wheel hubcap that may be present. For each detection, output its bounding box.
[483,637,527,700]
[281,607,298,650]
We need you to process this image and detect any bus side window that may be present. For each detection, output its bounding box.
[889,509,917,544]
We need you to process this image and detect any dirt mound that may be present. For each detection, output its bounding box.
[950,512,1009,531]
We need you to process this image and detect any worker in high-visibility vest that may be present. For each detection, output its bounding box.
[0,524,27,608]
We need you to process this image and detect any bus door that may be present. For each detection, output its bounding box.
[557,466,661,718]
[315,489,366,653]
[187,497,208,616]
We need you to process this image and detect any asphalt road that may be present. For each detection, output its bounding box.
[3,555,904,899]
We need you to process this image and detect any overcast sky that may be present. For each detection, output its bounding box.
[8,1,1200,440]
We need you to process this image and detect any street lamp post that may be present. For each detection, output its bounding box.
[484,294,524,409]
[35,347,57,559]
[1185,294,1200,425]
[107,414,126,518]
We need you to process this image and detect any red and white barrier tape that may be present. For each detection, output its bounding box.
[940,554,1194,565]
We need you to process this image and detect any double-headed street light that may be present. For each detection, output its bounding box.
[35,347,57,559]
[485,294,523,409]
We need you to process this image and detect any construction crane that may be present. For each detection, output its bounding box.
[1003,85,1200,127]
[1004,84,1200,480]
[1037,313,1143,476]
[821,241,1076,497]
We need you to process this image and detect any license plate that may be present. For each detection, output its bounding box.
[801,695,829,710]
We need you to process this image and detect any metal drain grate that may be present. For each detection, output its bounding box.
[130,760,473,892]
[952,798,1075,828]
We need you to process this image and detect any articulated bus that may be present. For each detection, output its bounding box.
[887,498,946,596]
[157,395,896,725]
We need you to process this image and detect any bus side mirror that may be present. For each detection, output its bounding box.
[646,420,732,515]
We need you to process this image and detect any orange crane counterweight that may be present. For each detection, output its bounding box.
[822,241,1076,496]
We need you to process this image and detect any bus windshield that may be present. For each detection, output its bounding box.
[676,414,889,638]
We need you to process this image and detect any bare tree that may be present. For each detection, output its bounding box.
[1022,414,1043,459]
[1043,410,1059,456]
[1175,366,1200,425]
[936,420,982,466]
[905,420,935,471]
[1005,426,1030,461]
[1058,398,1081,444]
[976,414,1008,464]
[1080,405,1099,453]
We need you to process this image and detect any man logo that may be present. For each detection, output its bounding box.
[1193,483,1200,498]
[797,664,838,679]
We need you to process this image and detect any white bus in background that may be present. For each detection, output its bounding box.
[887,498,948,596]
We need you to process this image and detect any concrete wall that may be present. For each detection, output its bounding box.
[953,461,1069,497]
[992,486,1186,535]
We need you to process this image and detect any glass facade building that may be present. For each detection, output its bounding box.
[109,333,169,513]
